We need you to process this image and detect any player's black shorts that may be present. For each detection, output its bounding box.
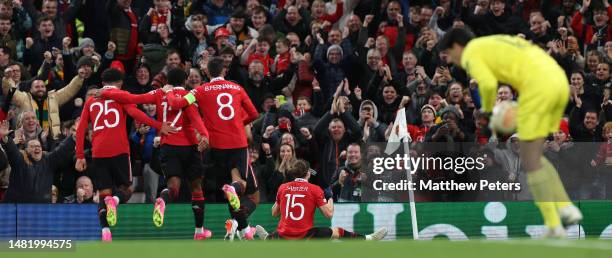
[270,227,333,240]
[91,154,132,190]
[159,145,204,181]
[208,147,258,195]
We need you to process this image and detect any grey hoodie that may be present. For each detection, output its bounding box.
[357,100,387,143]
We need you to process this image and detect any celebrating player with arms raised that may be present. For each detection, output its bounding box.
[166,57,260,240]
[98,68,212,240]
[75,68,176,242]
[255,160,387,240]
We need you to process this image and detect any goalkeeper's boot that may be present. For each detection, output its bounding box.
[559,205,583,227]
[101,228,112,242]
[366,227,388,241]
[238,226,256,240]
[104,196,118,227]
[224,219,238,241]
[153,197,166,227]
[222,184,241,212]
[255,225,269,240]
[194,228,212,240]
[544,226,567,239]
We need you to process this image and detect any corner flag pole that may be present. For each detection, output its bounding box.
[403,138,419,240]
[385,107,419,240]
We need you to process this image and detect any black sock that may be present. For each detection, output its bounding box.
[337,228,364,239]
[98,199,109,228]
[114,188,131,204]
[231,181,244,196]
[191,191,205,228]
[231,197,257,231]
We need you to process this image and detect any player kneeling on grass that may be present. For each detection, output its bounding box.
[255,160,387,240]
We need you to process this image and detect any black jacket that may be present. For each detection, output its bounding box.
[65,0,110,54]
[23,35,62,74]
[313,111,362,189]
[569,106,604,142]
[2,136,75,203]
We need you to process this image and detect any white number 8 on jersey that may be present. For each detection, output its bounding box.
[217,93,235,120]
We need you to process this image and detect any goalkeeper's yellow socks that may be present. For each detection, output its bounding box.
[527,164,561,229]
[540,157,573,210]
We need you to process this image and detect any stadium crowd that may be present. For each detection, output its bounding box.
[0,0,610,204]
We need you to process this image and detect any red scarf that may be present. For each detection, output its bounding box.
[117,8,139,61]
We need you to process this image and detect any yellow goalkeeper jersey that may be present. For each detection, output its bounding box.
[460,35,567,112]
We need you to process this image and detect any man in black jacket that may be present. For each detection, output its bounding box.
[24,16,61,73]
[0,120,76,203]
[313,97,362,191]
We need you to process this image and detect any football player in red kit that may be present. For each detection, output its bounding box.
[98,68,212,240]
[75,69,176,242]
[255,160,388,241]
[166,57,260,240]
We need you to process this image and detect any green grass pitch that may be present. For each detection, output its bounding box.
[6,239,612,258]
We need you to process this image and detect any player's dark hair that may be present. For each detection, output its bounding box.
[207,57,225,78]
[167,68,187,86]
[101,68,124,84]
[438,28,475,50]
[288,159,310,179]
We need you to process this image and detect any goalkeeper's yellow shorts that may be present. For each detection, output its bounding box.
[517,70,569,141]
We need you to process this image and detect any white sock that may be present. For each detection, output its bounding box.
[365,234,372,240]
[102,227,111,233]
[113,196,120,204]
[195,227,203,234]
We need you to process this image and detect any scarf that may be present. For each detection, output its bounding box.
[150,8,173,33]
[31,99,49,129]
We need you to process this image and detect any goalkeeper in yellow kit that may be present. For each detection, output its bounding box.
[439,28,583,237]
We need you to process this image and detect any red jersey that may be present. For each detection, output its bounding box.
[101,87,209,146]
[76,87,161,159]
[275,51,291,74]
[276,179,327,239]
[167,77,259,149]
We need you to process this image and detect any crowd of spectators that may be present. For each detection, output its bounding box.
[0,0,610,204]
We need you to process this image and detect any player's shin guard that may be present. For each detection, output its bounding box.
[98,194,110,228]
[191,191,206,228]
[527,165,562,229]
[337,228,364,239]
[232,197,256,231]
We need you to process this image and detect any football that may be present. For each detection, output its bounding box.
[490,101,519,134]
